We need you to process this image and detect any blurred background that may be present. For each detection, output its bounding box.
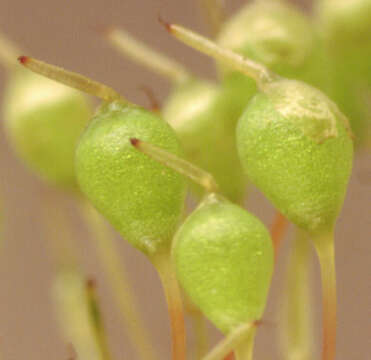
[0,0,370,359]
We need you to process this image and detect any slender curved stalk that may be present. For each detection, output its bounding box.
[0,196,4,257]
[280,228,314,360]
[202,322,255,360]
[185,299,209,360]
[192,312,209,360]
[54,269,106,360]
[80,201,159,360]
[0,200,3,360]
[106,28,190,85]
[152,249,186,360]
[42,194,103,360]
[131,138,213,359]
[85,279,113,360]
[235,329,256,360]
[270,211,289,261]
[312,230,336,360]
[0,32,20,69]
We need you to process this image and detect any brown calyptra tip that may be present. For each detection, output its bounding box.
[139,85,161,112]
[18,55,29,65]
[86,277,97,289]
[130,138,140,147]
[158,16,173,33]
[94,24,114,37]
[254,319,263,328]
[67,343,77,360]
[254,318,276,329]
[224,353,235,360]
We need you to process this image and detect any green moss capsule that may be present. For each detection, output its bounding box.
[0,34,91,190]
[3,69,91,190]
[131,139,273,350]
[76,101,186,255]
[19,56,186,257]
[168,23,354,235]
[316,0,371,84]
[315,0,371,147]
[237,79,353,234]
[217,0,327,90]
[173,193,273,334]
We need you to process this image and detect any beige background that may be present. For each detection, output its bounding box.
[0,0,370,359]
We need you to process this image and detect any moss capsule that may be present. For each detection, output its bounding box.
[217,0,328,91]
[76,100,186,255]
[131,139,273,351]
[315,0,371,147]
[237,79,353,234]
[0,33,91,190]
[3,70,91,190]
[316,0,371,84]
[19,56,186,257]
[173,193,273,334]
[166,23,354,235]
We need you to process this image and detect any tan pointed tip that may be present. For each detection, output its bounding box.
[67,343,77,360]
[130,138,140,147]
[254,318,275,329]
[86,277,97,289]
[95,24,114,37]
[254,319,262,328]
[18,55,29,65]
[139,85,160,112]
[158,15,173,33]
